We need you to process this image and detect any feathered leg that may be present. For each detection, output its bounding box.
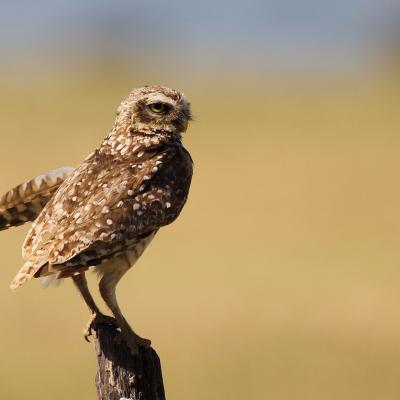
[98,256,151,354]
[72,273,117,341]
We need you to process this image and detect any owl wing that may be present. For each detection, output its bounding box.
[22,158,97,260]
[0,167,74,231]
[23,147,171,260]
[45,168,173,266]
[46,145,192,266]
[11,144,192,289]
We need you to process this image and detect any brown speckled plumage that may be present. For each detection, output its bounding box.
[1,85,193,352]
[0,167,74,231]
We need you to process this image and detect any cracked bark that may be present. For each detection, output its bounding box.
[93,324,166,400]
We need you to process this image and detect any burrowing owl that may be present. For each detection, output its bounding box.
[0,86,193,352]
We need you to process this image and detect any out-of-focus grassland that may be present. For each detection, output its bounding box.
[1,73,400,400]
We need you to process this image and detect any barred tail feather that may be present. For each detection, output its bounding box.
[0,167,74,231]
[10,256,48,290]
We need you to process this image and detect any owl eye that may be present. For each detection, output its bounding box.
[148,102,169,114]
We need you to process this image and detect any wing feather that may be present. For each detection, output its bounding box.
[11,143,192,289]
[0,167,74,231]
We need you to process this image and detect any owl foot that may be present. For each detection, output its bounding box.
[84,312,118,342]
[115,330,151,354]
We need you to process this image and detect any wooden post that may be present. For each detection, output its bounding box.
[93,324,166,400]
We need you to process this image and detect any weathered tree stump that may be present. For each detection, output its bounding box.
[93,324,166,400]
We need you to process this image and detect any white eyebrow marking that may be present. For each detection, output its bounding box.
[145,93,175,105]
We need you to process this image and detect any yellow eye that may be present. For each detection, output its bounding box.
[148,102,168,114]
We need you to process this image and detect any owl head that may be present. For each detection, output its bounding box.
[115,86,192,138]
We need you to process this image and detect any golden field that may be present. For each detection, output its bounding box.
[0,73,400,399]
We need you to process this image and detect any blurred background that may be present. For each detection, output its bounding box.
[1,1,400,399]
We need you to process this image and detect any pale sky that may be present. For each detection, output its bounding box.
[0,0,399,73]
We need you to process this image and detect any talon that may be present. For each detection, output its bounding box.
[83,312,118,342]
[84,332,92,343]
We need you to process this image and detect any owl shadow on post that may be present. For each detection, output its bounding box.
[0,86,193,400]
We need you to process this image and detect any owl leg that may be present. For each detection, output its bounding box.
[99,264,151,354]
[72,273,117,341]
